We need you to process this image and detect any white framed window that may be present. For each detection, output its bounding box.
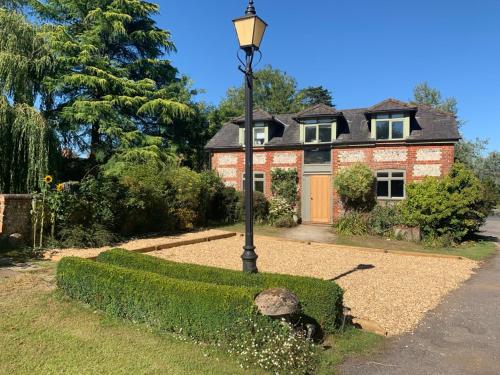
[303,119,334,144]
[240,123,268,146]
[376,170,405,199]
[242,172,265,193]
[375,113,405,140]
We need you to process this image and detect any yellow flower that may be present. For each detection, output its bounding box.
[56,183,64,192]
[44,175,53,184]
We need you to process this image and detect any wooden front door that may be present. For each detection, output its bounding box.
[310,175,332,223]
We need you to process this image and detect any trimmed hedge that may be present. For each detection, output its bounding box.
[56,257,262,340]
[97,249,344,332]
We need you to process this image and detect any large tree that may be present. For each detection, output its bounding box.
[33,0,192,164]
[214,65,334,124]
[0,8,53,193]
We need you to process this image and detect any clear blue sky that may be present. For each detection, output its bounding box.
[156,0,500,153]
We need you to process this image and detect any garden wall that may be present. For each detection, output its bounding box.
[0,194,32,245]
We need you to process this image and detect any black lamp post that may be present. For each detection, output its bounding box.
[233,0,267,273]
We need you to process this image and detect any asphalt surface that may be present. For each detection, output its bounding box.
[340,215,500,375]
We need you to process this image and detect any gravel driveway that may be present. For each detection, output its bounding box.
[150,235,477,336]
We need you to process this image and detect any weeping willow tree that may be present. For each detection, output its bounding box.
[0,8,54,193]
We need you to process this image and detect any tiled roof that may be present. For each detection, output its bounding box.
[232,108,273,123]
[294,103,340,119]
[205,99,460,150]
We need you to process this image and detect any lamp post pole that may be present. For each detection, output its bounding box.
[241,45,258,273]
[233,0,267,273]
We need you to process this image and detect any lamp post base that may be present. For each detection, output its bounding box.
[241,245,258,273]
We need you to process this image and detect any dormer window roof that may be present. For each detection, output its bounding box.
[233,108,274,123]
[294,103,342,121]
[365,98,417,115]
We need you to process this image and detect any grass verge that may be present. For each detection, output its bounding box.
[0,262,381,374]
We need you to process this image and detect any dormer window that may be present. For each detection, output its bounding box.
[239,122,269,146]
[302,119,336,144]
[372,113,409,141]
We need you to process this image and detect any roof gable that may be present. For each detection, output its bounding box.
[366,98,417,114]
[295,103,339,119]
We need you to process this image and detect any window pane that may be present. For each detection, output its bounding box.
[390,113,404,119]
[377,180,389,197]
[254,128,265,145]
[392,172,404,178]
[254,173,264,179]
[391,121,404,139]
[377,121,389,139]
[391,180,405,198]
[305,126,317,143]
[254,181,264,193]
[304,149,331,164]
[375,114,390,119]
[318,124,332,142]
[376,121,390,140]
[377,172,389,178]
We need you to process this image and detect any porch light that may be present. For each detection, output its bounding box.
[233,0,267,50]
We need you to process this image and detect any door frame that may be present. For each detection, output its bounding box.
[301,171,333,224]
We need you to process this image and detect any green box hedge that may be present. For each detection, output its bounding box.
[56,257,262,340]
[97,249,344,332]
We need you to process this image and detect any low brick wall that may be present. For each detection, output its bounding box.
[0,194,32,245]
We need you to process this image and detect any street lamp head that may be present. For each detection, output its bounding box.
[233,0,267,50]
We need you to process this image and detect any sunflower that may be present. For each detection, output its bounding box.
[44,175,53,184]
[56,183,64,192]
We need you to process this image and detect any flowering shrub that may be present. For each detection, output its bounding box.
[224,318,318,374]
[269,196,296,228]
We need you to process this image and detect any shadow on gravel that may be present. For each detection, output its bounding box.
[329,264,375,282]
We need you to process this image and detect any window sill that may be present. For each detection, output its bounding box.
[377,197,405,201]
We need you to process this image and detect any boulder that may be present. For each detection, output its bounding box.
[255,288,300,317]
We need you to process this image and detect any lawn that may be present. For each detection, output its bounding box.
[217,223,497,261]
[0,260,382,375]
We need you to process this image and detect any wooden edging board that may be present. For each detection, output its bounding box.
[88,232,236,260]
[241,233,465,261]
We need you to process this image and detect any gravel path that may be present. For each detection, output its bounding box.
[149,235,478,336]
[45,229,231,261]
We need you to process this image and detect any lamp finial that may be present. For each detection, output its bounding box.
[245,0,256,15]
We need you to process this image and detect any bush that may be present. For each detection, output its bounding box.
[97,249,344,333]
[333,163,376,212]
[57,257,262,341]
[58,224,119,248]
[400,163,494,242]
[271,168,299,206]
[334,211,370,235]
[225,318,318,374]
[237,191,269,223]
[198,171,239,225]
[268,196,296,227]
[368,205,402,236]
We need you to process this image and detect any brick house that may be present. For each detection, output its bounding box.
[205,99,459,224]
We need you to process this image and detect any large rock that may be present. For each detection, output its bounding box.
[255,288,300,317]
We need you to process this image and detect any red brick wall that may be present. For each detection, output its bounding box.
[211,149,303,197]
[210,143,455,222]
[332,144,455,219]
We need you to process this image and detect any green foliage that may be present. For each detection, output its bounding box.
[268,196,296,228]
[97,249,344,333]
[400,163,494,242]
[214,66,334,123]
[58,224,119,248]
[294,86,333,108]
[334,212,370,236]
[411,82,458,116]
[368,205,402,236]
[224,318,318,374]
[57,257,261,341]
[271,168,299,206]
[237,191,269,224]
[333,164,376,212]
